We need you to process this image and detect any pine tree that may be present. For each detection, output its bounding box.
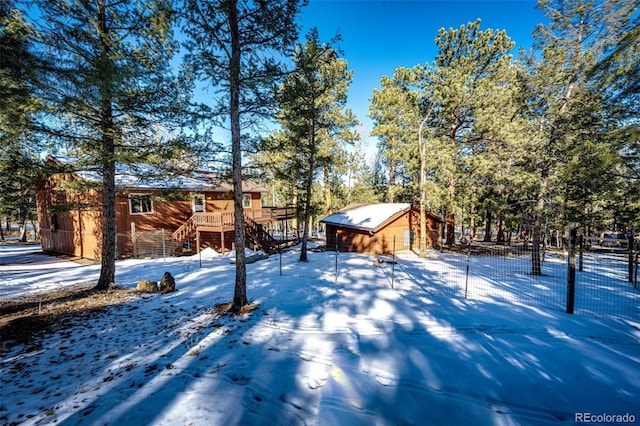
[522,0,637,274]
[182,0,304,310]
[0,1,42,241]
[590,16,640,228]
[369,67,422,204]
[33,0,187,290]
[261,30,358,262]
[343,142,381,206]
[428,20,517,245]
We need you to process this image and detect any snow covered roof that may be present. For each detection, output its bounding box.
[46,155,268,193]
[320,203,412,232]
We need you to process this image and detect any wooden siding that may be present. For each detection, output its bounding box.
[325,207,441,256]
[118,190,262,233]
[36,175,103,259]
[197,231,235,254]
[116,193,192,233]
[35,175,269,260]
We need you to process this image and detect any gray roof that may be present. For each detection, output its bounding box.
[48,155,268,193]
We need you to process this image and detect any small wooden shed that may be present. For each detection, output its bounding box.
[320,203,443,255]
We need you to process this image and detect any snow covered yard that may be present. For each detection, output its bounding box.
[1,243,639,425]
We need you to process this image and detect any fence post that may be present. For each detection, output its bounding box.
[578,234,583,272]
[162,228,166,263]
[464,238,471,299]
[629,228,635,283]
[566,223,576,314]
[131,222,137,258]
[335,232,339,283]
[391,235,396,289]
[633,254,640,290]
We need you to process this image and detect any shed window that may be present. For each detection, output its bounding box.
[130,194,153,214]
[403,229,414,248]
[242,194,252,209]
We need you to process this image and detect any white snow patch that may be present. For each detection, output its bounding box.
[0,243,639,425]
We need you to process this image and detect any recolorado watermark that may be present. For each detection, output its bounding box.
[575,412,636,423]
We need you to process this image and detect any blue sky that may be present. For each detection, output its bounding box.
[296,0,547,155]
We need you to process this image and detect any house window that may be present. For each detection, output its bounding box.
[193,194,205,213]
[242,194,252,209]
[130,194,153,214]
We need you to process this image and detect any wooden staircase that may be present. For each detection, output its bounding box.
[172,215,199,251]
[172,212,282,255]
[244,217,280,254]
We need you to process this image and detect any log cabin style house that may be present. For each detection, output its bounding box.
[32,156,291,260]
[321,203,443,256]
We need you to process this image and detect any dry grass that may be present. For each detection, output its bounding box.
[211,301,259,317]
[0,285,137,350]
[1,286,259,352]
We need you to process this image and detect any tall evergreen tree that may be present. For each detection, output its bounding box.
[591,16,640,227]
[317,110,358,216]
[429,20,517,245]
[0,1,43,241]
[261,30,357,262]
[369,67,423,204]
[342,142,381,205]
[182,0,304,310]
[315,37,358,216]
[522,0,637,273]
[33,0,187,290]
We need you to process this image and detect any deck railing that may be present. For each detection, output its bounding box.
[171,207,295,246]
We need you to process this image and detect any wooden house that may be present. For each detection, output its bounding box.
[320,203,443,255]
[32,156,292,260]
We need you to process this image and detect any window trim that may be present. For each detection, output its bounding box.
[242,193,252,209]
[129,193,153,215]
[192,193,205,213]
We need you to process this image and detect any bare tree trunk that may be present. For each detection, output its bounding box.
[299,119,316,262]
[97,159,117,289]
[96,0,116,291]
[445,124,458,246]
[483,210,492,242]
[387,158,395,203]
[323,163,332,215]
[18,206,28,242]
[419,137,427,258]
[229,0,247,310]
[531,171,547,276]
[470,207,476,241]
[18,225,27,242]
[497,217,505,244]
[418,114,433,258]
[445,178,455,245]
[446,210,455,245]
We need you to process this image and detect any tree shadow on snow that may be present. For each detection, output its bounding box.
[12,250,637,426]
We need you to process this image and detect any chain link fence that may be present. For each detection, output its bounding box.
[325,233,639,322]
[116,229,172,260]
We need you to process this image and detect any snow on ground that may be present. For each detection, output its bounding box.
[1,243,639,425]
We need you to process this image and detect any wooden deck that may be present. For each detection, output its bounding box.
[171,207,295,246]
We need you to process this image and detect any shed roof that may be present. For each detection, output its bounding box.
[320,203,412,232]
